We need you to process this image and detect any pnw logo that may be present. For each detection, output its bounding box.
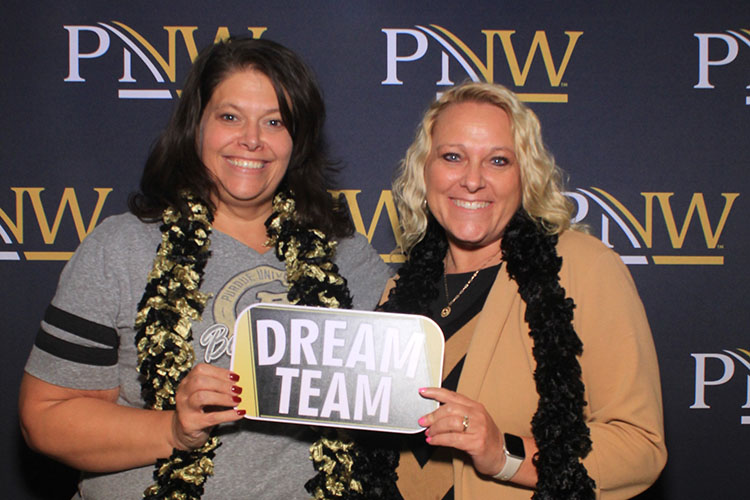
[382,25,582,102]
[568,188,739,265]
[691,349,750,425]
[6,187,738,266]
[0,188,111,261]
[694,29,750,105]
[64,22,267,99]
[329,188,740,266]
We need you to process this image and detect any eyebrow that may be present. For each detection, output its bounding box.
[212,102,281,115]
[437,143,516,154]
[488,146,515,154]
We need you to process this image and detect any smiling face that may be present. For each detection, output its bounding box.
[198,67,293,220]
[424,101,522,257]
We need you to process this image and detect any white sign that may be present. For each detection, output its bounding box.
[231,304,444,433]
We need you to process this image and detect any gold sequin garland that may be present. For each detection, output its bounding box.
[135,195,218,499]
[265,192,348,309]
[136,191,356,499]
[309,438,363,499]
[265,191,364,499]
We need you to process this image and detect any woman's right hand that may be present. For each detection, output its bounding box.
[171,363,246,450]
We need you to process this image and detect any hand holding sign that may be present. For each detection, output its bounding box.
[172,363,246,450]
[231,304,444,433]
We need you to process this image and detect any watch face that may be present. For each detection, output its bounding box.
[504,433,525,459]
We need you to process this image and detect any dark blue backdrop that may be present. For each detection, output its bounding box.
[2,1,748,498]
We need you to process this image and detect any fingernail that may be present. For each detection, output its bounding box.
[418,387,426,394]
[231,385,243,395]
[232,396,242,404]
[229,372,240,382]
[236,409,246,416]
[418,417,426,426]
[425,436,432,444]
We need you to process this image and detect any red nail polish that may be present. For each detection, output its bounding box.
[425,436,432,444]
[232,396,242,404]
[236,409,246,416]
[229,372,240,382]
[231,385,243,395]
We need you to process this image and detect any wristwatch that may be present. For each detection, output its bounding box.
[493,433,525,481]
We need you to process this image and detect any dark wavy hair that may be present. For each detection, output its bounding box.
[129,36,353,238]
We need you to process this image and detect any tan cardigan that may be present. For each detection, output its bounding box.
[387,230,667,500]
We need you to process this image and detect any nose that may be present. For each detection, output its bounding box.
[459,162,485,192]
[239,123,262,150]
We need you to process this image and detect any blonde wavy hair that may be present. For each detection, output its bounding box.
[393,81,575,254]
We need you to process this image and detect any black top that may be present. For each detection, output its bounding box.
[429,263,502,391]
[407,263,502,498]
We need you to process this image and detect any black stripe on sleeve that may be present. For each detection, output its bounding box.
[43,305,119,347]
[34,305,119,366]
[35,328,118,366]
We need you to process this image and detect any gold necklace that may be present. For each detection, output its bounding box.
[441,251,501,318]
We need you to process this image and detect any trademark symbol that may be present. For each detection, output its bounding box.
[560,82,568,87]
[718,245,724,249]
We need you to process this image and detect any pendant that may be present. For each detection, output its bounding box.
[441,306,451,318]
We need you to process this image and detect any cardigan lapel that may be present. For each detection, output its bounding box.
[453,263,520,499]
[455,263,519,400]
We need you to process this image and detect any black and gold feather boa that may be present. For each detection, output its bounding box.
[134,190,387,499]
[379,210,596,499]
[134,193,217,499]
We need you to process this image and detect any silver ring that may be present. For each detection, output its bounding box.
[462,415,469,432]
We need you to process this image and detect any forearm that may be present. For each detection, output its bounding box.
[20,376,175,472]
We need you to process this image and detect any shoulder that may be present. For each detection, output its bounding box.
[334,232,389,271]
[84,212,159,244]
[335,231,374,254]
[557,229,625,268]
[557,229,613,260]
[556,229,634,285]
[334,233,394,309]
[334,231,392,272]
[77,213,161,257]
[61,213,160,279]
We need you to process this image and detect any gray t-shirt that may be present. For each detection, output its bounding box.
[25,212,393,499]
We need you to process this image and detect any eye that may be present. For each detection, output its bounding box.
[489,156,510,167]
[267,118,285,128]
[442,152,461,162]
[220,113,237,122]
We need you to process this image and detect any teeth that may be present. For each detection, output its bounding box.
[228,158,264,169]
[453,199,489,209]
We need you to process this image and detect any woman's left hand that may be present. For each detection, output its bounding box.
[418,387,505,476]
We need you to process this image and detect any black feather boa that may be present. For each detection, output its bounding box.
[380,210,596,499]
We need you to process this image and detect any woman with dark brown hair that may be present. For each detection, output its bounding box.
[19,37,392,499]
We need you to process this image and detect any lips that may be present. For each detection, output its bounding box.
[452,199,490,210]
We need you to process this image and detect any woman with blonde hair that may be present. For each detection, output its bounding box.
[378,81,667,499]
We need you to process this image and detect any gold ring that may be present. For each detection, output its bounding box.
[462,415,469,432]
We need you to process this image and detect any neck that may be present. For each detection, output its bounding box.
[212,203,273,253]
[444,242,502,274]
